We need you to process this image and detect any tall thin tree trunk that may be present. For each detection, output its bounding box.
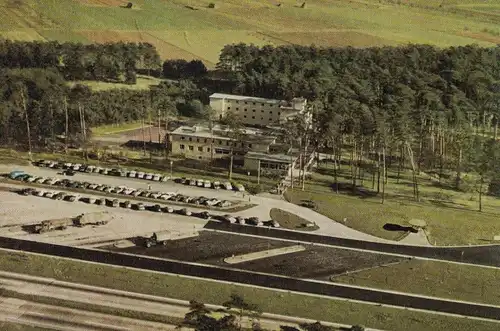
[64,97,69,155]
[141,116,146,156]
[397,145,403,184]
[290,141,294,189]
[494,118,498,140]
[382,145,386,204]
[351,139,356,190]
[376,150,381,193]
[229,149,234,180]
[20,89,32,161]
[455,147,462,190]
[406,142,419,202]
[478,176,484,212]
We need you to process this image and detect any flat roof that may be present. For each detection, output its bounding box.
[245,151,295,163]
[210,93,280,104]
[170,124,276,143]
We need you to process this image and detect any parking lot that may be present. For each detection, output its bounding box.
[0,188,209,247]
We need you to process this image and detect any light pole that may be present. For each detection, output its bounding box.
[170,160,173,179]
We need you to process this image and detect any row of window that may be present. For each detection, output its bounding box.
[179,142,253,151]
[226,106,280,116]
[180,145,208,152]
[179,136,254,147]
[232,100,271,106]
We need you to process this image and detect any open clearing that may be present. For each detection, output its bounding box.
[332,258,500,307]
[1,249,499,331]
[68,75,163,92]
[1,0,499,66]
[285,160,500,246]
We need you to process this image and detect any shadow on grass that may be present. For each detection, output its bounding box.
[330,182,379,199]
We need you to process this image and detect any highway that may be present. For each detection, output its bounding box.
[1,237,500,321]
[0,271,374,331]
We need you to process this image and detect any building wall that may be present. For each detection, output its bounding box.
[209,98,226,120]
[210,97,284,126]
[169,133,262,160]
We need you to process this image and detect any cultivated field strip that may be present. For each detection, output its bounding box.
[1,237,500,320]
[204,222,500,267]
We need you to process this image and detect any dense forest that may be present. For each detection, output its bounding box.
[213,43,500,203]
[1,40,500,205]
[0,40,161,82]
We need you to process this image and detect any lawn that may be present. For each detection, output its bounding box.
[269,208,319,231]
[332,259,500,306]
[1,249,499,331]
[68,75,163,92]
[284,161,500,245]
[91,121,147,136]
[1,0,500,66]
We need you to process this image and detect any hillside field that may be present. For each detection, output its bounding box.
[0,0,500,67]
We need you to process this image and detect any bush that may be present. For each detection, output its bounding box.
[208,3,216,8]
[246,183,263,195]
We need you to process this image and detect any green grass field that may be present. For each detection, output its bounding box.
[68,75,163,92]
[269,208,319,231]
[1,249,500,331]
[0,0,499,66]
[285,161,500,245]
[332,259,500,306]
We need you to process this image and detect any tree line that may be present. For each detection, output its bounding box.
[213,43,500,208]
[0,40,161,83]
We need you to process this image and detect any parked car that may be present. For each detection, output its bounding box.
[212,181,221,189]
[176,177,187,184]
[203,180,211,188]
[19,188,35,196]
[71,164,81,171]
[150,204,162,212]
[65,195,79,202]
[235,216,245,225]
[271,221,280,228]
[137,172,145,179]
[35,190,45,197]
[106,199,119,207]
[139,191,151,198]
[43,191,55,198]
[96,198,105,205]
[161,206,174,213]
[223,182,233,190]
[188,179,197,186]
[128,170,137,178]
[133,203,145,211]
[100,168,109,175]
[145,173,153,180]
[63,162,72,169]
[88,184,99,190]
[64,170,76,176]
[150,192,162,199]
[122,200,132,209]
[195,211,211,220]
[178,208,191,216]
[235,184,245,192]
[34,177,46,184]
[196,179,204,187]
[153,174,161,181]
[206,198,220,206]
[217,200,232,208]
[26,176,37,183]
[87,197,97,204]
[133,190,143,197]
[78,165,87,172]
[218,214,236,224]
[93,167,102,173]
[246,217,263,226]
[85,165,95,173]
